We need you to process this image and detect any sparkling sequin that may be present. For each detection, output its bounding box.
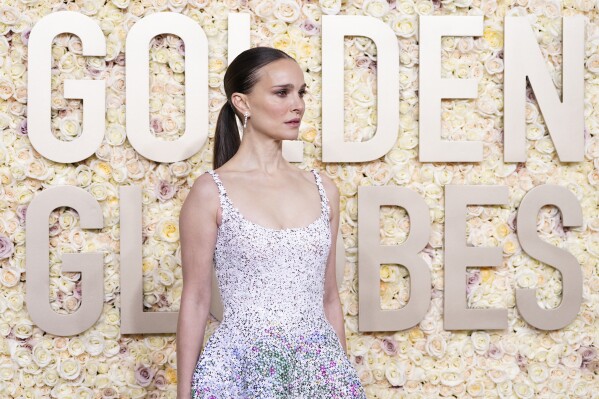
[191,169,366,399]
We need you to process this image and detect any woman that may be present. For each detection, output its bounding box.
[176,47,366,399]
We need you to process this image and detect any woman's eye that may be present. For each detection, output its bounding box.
[276,90,307,97]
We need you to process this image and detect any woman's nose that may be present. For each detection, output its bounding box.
[292,93,304,111]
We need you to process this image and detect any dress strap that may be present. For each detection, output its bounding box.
[206,170,229,217]
[310,169,330,217]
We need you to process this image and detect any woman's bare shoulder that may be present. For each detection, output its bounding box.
[182,171,219,212]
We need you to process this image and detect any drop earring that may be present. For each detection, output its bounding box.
[243,112,249,129]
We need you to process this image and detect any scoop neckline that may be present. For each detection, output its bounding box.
[211,168,326,233]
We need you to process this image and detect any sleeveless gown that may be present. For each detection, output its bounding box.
[191,169,367,399]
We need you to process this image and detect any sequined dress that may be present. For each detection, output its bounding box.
[191,169,366,399]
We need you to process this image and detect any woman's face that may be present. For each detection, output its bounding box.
[242,58,307,140]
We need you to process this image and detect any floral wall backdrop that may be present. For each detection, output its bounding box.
[0,0,598,397]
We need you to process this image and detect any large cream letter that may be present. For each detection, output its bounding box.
[358,186,431,331]
[504,16,584,162]
[516,185,583,330]
[126,12,208,162]
[27,11,106,163]
[120,185,178,334]
[26,186,104,336]
[444,185,508,330]
[322,15,399,162]
[419,16,483,162]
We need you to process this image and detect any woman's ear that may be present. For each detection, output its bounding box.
[231,93,250,115]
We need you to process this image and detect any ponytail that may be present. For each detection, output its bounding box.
[213,46,294,169]
[213,100,241,170]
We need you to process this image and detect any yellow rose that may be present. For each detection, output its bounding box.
[142,258,156,273]
[483,26,503,50]
[272,33,292,50]
[93,161,112,181]
[208,56,226,73]
[157,219,179,242]
[408,328,424,343]
[165,367,177,383]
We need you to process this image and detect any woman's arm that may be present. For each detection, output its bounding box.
[321,175,348,353]
[176,173,219,398]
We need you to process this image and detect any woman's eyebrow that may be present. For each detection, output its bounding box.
[272,83,307,89]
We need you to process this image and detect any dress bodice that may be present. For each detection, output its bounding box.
[206,169,332,336]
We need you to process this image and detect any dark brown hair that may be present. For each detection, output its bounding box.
[213,46,295,169]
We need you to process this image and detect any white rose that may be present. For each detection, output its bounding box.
[0,77,15,100]
[548,377,566,393]
[0,267,19,287]
[32,344,52,368]
[106,124,126,146]
[496,380,513,398]
[57,357,81,380]
[561,351,582,368]
[67,337,85,357]
[586,53,599,74]
[527,362,548,383]
[414,0,434,14]
[440,368,464,386]
[319,0,341,14]
[13,320,33,339]
[516,268,537,288]
[425,334,446,358]
[89,182,108,201]
[12,346,32,367]
[155,268,175,286]
[83,331,105,356]
[487,367,507,383]
[526,122,545,140]
[384,359,407,387]
[544,0,561,17]
[574,0,594,11]
[470,331,491,354]
[103,339,121,358]
[251,0,273,17]
[273,0,300,22]
[362,0,390,17]
[513,381,534,399]
[484,57,504,74]
[466,380,485,397]
[0,363,14,381]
